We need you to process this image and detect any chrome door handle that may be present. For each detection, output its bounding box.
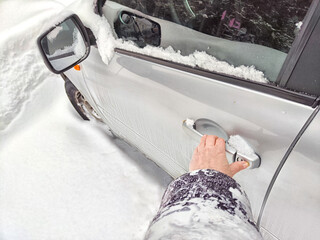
[182,119,261,169]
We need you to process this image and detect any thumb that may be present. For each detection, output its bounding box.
[229,161,249,177]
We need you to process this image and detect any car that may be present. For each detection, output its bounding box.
[37,0,320,239]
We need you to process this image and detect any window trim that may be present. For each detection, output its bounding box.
[100,0,319,106]
[94,0,106,16]
[277,0,320,89]
[115,48,317,107]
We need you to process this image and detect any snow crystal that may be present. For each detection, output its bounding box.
[115,40,269,83]
[185,118,195,128]
[47,25,63,41]
[228,135,255,157]
[66,0,116,65]
[73,28,87,57]
[296,21,303,30]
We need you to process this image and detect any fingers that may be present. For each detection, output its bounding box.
[198,135,207,149]
[229,161,249,177]
[198,135,222,150]
[215,137,226,151]
[206,135,218,147]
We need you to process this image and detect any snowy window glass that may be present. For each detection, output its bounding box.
[110,0,313,83]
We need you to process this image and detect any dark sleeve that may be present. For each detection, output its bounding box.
[145,169,262,240]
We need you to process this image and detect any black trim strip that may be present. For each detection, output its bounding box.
[277,0,320,88]
[115,48,317,106]
[256,104,320,228]
[94,0,106,16]
[312,97,320,108]
[60,73,68,82]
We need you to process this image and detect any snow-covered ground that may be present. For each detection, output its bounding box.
[0,1,172,239]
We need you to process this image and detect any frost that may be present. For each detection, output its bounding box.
[47,25,63,41]
[44,27,86,72]
[48,27,87,59]
[66,1,116,65]
[185,118,195,127]
[73,29,86,57]
[228,135,255,156]
[115,40,269,83]
[296,21,303,30]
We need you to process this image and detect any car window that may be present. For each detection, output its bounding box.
[110,0,313,83]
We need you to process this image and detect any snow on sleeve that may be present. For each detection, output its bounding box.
[146,169,262,240]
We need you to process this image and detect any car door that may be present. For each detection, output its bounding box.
[258,110,320,240]
[73,0,319,238]
[256,4,320,238]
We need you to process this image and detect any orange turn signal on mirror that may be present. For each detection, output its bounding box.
[74,65,81,71]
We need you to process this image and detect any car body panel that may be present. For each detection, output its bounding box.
[260,109,320,239]
[73,47,314,222]
[260,227,279,240]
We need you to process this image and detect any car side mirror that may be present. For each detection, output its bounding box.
[37,14,90,74]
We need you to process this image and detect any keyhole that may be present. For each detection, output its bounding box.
[236,157,244,162]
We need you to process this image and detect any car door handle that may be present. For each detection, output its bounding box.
[182,119,261,169]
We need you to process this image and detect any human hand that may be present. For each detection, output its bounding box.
[189,135,249,177]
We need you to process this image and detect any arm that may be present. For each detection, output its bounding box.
[145,135,262,240]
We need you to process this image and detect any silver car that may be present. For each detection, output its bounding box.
[37,0,320,239]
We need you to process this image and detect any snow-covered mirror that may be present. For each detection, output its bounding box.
[37,14,90,74]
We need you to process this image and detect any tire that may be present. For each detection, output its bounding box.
[64,80,101,121]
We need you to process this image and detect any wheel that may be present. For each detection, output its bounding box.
[64,80,102,122]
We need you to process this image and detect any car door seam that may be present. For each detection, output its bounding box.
[260,226,281,240]
[114,48,317,106]
[257,104,320,228]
